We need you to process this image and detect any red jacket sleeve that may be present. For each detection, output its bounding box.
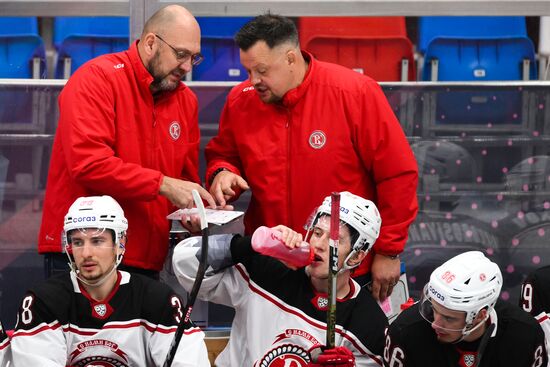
[355,81,418,255]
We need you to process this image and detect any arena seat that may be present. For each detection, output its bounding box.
[419,16,536,81]
[418,17,536,130]
[192,17,252,81]
[0,17,45,79]
[0,17,47,198]
[298,17,415,81]
[53,16,129,79]
[0,16,46,123]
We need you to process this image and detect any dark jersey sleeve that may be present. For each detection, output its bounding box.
[15,291,58,331]
[383,317,409,367]
[520,266,550,317]
[494,302,549,367]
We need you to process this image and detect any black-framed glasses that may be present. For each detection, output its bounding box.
[155,34,204,66]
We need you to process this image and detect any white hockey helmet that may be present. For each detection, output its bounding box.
[64,195,128,247]
[422,251,502,326]
[307,191,381,270]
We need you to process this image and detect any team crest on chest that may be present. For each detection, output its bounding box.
[169,121,181,141]
[463,354,475,367]
[258,344,310,367]
[94,304,107,317]
[311,295,328,310]
[308,130,326,149]
[91,303,113,319]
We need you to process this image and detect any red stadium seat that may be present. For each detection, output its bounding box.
[298,17,416,81]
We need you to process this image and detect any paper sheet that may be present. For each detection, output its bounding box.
[167,208,244,225]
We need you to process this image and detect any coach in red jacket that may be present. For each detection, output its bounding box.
[39,5,215,278]
[206,14,418,301]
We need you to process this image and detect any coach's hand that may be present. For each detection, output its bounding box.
[210,170,249,208]
[370,253,401,301]
[159,176,215,209]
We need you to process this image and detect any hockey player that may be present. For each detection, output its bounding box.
[384,251,547,367]
[0,320,10,367]
[520,265,550,363]
[173,191,388,366]
[10,195,210,366]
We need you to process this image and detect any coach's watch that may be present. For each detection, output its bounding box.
[209,167,229,186]
[380,253,400,260]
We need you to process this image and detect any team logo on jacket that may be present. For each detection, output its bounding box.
[169,121,181,141]
[69,339,130,367]
[258,344,310,367]
[308,130,326,149]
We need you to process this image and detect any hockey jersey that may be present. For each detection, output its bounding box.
[173,234,388,367]
[384,301,548,367]
[520,265,550,364]
[10,271,210,366]
[0,320,10,367]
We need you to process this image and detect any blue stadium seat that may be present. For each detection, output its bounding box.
[0,17,46,126]
[193,17,252,81]
[54,16,129,79]
[419,17,537,81]
[418,16,529,54]
[418,17,536,128]
[0,17,46,78]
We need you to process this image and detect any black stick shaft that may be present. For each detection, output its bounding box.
[164,190,208,367]
[326,192,340,348]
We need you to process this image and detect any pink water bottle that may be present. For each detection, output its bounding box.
[251,226,314,267]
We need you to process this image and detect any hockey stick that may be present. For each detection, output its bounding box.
[163,189,209,367]
[326,192,341,349]
[475,322,495,367]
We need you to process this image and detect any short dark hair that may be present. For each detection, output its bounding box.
[235,14,299,51]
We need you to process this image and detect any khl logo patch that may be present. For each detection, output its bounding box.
[462,354,476,367]
[94,304,107,317]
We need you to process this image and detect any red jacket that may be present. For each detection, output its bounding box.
[38,41,200,271]
[206,52,418,275]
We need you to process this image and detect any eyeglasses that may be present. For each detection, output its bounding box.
[155,34,204,66]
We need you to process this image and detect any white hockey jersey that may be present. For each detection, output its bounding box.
[173,234,387,367]
[10,271,210,367]
[0,320,11,367]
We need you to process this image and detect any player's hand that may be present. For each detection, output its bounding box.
[180,212,202,234]
[210,170,249,208]
[270,225,303,248]
[269,225,303,270]
[308,346,355,366]
[159,176,216,209]
[370,253,401,301]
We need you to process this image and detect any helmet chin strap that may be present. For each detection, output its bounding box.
[66,244,124,288]
[449,313,490,344]
[74,261,118,287]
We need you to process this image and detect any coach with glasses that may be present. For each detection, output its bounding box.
[39,4,215,280]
